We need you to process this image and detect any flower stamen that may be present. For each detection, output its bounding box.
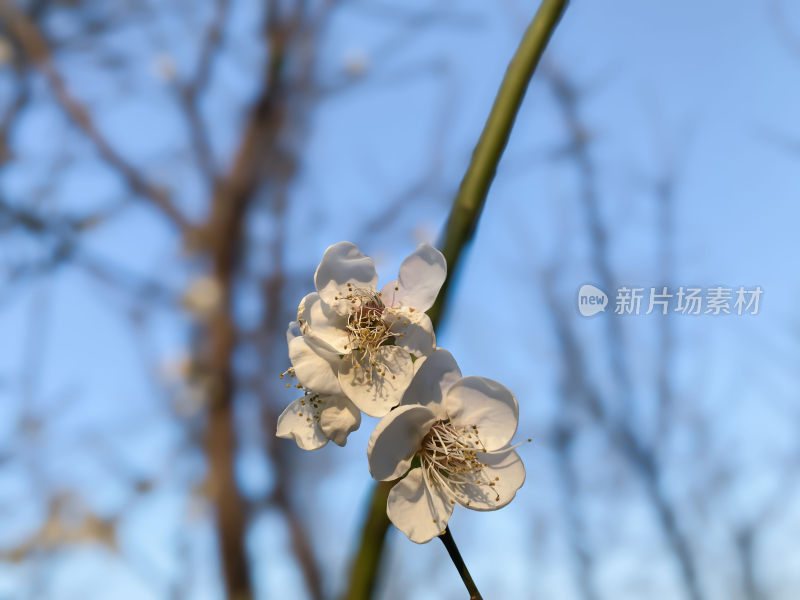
[419,420,501,504]
[279,369,325,430]
[338,287,402,381]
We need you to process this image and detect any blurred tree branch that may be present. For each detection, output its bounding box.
[175,0,229,180]
[0,1,335,597]
[0,2,190,231]
[541,64,704,600]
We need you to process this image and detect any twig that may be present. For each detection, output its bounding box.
[543,64,704,600]
[0,3,190,231]
[439,527,483,600]
[177,0,229,179]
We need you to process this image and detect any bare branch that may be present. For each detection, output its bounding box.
[0,2,190,231]
[176,0,230,179]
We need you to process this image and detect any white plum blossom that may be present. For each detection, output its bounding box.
[275,323,361,450]
[276,387,361,450]
[367,349,527,543]
[293,241,446,417]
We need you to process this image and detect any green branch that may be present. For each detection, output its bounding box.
[428,0,569,325]
[341,1,568,598]
[340,480,394,600]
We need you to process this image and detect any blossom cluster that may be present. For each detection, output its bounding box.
[276,242,526,543]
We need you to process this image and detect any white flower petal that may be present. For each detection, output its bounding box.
[456,449,526,511]
[382,244,446,311]
[297,292,349,353]
[319,396,361,446]
[368,404,437,480]
[445,376,519,451]
[387,468,454,544]
[399,348,461,418]
[276,397,328,451]
[384,308,435,358]
[314,242,378,313]
[337,345,414,417]
[380,280,401,305]
[288,334,343,396]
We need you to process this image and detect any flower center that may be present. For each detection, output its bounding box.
[419,420,501,505]
[337,285,398,376]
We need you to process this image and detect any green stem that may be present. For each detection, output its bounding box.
[341,481,393,600]
[439,527,483,600]
[341,2,568,598]
[428,0,568,325]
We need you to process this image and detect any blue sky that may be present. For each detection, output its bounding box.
[2,0,800,598]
